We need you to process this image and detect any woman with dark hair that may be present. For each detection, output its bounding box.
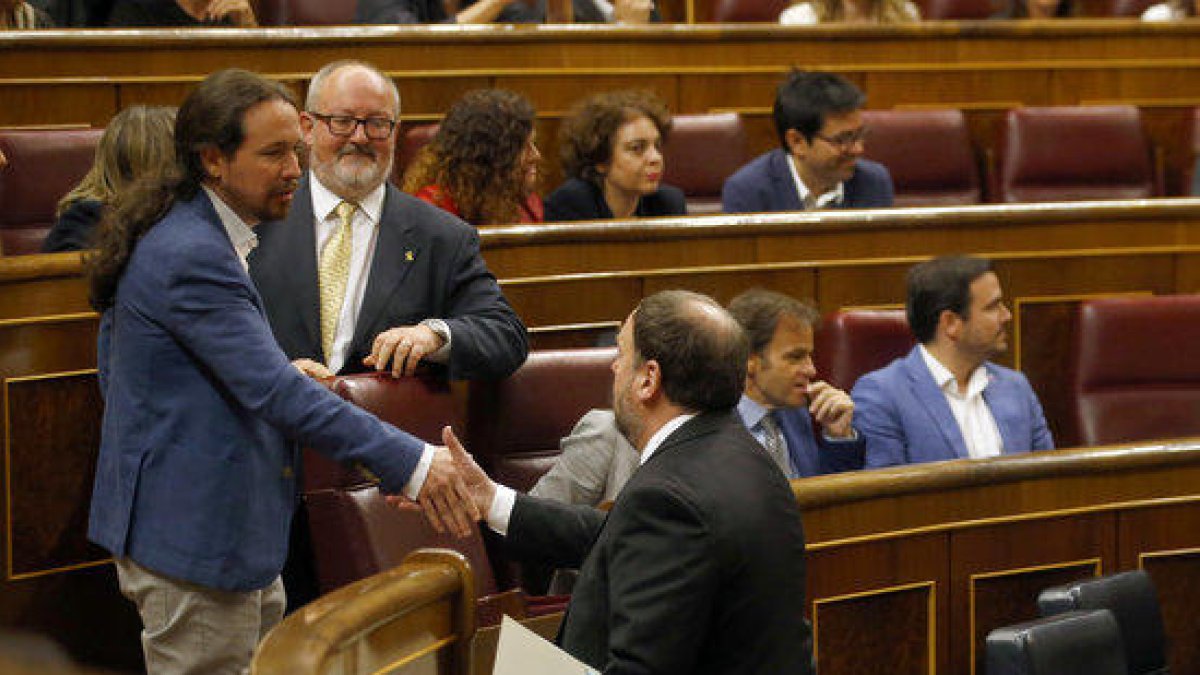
[43,105,176,252]
[403,89,543,226]
[106,0,256,26]
[991,0,1071,18]
[545,89,686,222]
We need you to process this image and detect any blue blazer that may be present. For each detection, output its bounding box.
[775,406,865,478]
[850,347,1054,468]
[721,148,894,214]
[88,191,425,591]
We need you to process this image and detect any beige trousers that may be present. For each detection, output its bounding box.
[114,558,286,675]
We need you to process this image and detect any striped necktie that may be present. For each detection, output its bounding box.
[760,411,792,477]
[318,200,357,361]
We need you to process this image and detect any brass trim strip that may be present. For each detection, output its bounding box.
[0,312,98,329]
[806,495,1200,551]
[812,580,937,675]
[1138,546,1200,568]
[968,558,1102,675]
[366,635,456,675]
[8,558,111,582]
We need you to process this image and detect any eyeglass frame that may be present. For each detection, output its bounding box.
[812,126,870,151]
[307,112,398,140]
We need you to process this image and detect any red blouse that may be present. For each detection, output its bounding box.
[414,184,544,225]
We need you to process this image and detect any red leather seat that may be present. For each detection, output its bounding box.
[711,0,792,21]
[861,109,982,207]
[1108,0,1156,15]
[256,0,356,25]
[1070,295,1200,446]
[662,113,749,215]
[813,309,914,392]
[993,106,1158,204]
[0,128,103,255]
[391,122,439,186]
[919,0,994,18]
[302,372,463,492]
[467,347,617,493]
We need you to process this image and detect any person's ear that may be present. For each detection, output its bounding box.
[940,309,963,342]
[636,360,661,404]
[299,111,316,144]
[199,145,225,182]
[746,351,762,379]
[784,128,810,157]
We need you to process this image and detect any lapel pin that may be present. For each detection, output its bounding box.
[405,250,415,262]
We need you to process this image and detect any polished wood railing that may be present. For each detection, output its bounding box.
[3,21,1200,190]
[252,441,1200,675]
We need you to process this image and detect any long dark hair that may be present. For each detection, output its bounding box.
[87,69,297,311]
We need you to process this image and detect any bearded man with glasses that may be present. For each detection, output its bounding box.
[249,59,528,608]
[722,69,894,214]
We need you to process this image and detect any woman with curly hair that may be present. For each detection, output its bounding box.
[545,89,686,222]
[403,89,543,225]
[43,105,177,252]
[779,0,919,24]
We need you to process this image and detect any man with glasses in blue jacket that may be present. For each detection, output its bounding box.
[722,69,894,214]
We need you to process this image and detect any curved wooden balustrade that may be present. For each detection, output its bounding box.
[246,442,1200,675]
[252,549,477,675]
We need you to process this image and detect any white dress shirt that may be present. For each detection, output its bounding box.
[203,186,258,271]
[786,153,845,209]
[486,413,696,536]
[919,345,1003,459]
[310,175,386,374]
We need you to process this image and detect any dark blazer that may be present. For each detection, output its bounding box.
[721,148,894,214]
[851,346,1054,468]
[87,191,425,591]
[356,0,543,22]
[776,405,865,477]
[42,198,103,252]
[507,411,814,674]
[249,178,528,380]
[544,177,687,222]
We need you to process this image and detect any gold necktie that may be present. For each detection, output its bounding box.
[318,201,357,361]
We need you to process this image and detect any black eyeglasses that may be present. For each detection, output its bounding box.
[814,126,870,151]
[309,112,397,140]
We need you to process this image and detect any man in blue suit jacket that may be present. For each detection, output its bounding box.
[532,289,863,506]
[722,70,894,214]
[86,70,475,675]
[851,256,1054,468]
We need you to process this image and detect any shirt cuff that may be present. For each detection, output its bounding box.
[420,319,452,363]
[486,484,517,536]
[401,444,436,500]
[823,428,860,444]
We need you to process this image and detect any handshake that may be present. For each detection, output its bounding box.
[394,426,497,538]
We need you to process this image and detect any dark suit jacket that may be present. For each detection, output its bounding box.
[544,177,687,222]
[776,405,865,477]
[851,346,1054,468]
[249,178,528,380]
[721,148,894,214]
[42,198,103,252]
[356,0,543,22]
[507,411,814,674]
[88,191,425,591]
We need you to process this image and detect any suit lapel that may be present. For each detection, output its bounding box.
[282,180,322,353]
[982,365,1020,454]
[767,150,804,212]
[904,349,970,460]
[777,408,817,478]
[352,185,421,349]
